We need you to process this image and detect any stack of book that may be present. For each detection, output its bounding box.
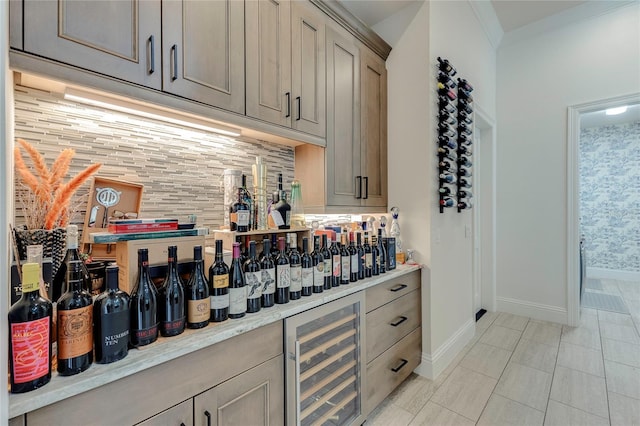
[89,218,209,243]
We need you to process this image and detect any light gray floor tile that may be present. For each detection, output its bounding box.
[431,365,497,421]
[598,311,635,327]
[476,311,500,334]
[388,373,436,415]
[366,399,414,426]
[561,325,602,350]
[494,362,552,411]
[556,341,605,377]
[602,338,640,368]
[599,321,640,344]
[494,312,530,331]
[479,325,522,351]
[549,365,609,418]
[579,312,600,330]
[582,307,600,317]
[477,394,544,426]
[605,360,640,399]
[608,392,640,426]
[511,338,558,373]
[409,401,475,426]
[459,342,512,379]
[544,400,610,426]
[522,321,562,348]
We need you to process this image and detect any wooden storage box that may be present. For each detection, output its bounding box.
[81,177,144,260]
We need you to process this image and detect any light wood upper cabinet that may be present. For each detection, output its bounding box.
[23,0,162,90]
[162,0,245,114]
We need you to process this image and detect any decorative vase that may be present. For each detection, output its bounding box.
[13,227,67,278]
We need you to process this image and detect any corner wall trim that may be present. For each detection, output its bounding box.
[587,267,640,281]
[497,297,567,325]
[414,318,475,380]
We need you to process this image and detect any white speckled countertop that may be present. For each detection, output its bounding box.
[9,264,421,418]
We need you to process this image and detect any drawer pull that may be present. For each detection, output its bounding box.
[391,358,408,373]
[204,410,211,426]
[390,284,407,292]
[180,423,186,426]
[390,316,408,327]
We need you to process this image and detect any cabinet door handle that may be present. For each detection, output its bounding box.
[204,410,211,426]
[296,96,301,121]
[180,423,186,426]
[390,316,408,327]
[147,35,155,74]
[170,44,178,81]
[363,176,369,199]
[285,92,291,118]
[390,284,407,292]
[356,176,362,199]
[391,358,409,373]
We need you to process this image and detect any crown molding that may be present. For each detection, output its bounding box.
[468,0,504,49]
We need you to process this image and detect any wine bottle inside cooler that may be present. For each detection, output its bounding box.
[311,235,325,293]
[185,246,210,328]
[260,238,276,308]
[158,246,185,337]
[275,237,290,304]
[288,234,302,300]
[93,265,130,364]
[244,241,262,313]
[300,237,313,297]
[9,263,52,392]
[209,239,229,322]
[229,242,247,318]
[240,174,254,231]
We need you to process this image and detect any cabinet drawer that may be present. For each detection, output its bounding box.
[366,270,420,313]
[366,290,420,361]
[136,399,192,426]
[365,327,421,415]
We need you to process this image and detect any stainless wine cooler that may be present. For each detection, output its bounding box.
[285,292,365,426]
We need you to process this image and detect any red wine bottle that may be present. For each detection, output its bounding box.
[209,239,229,322]
[260,238,276,307]
[9,263,52,392]
[240,174,254,231]
[275,237,290,304]
[458,200,473,210]
[439,186,452,196]
[289,234,302,300]
[229,242,247,318]
[244,241,262,313]
[458,156,472,167]
[349,232,359,283]
[158,246,185,337]
[459,145,472,155]
[437,57,457,75]
[356,232,365,280]
[270,173,291,229]
[371,234,380,276]
[93,265,130,364]
[438,146,456,161]
[57,258,93,375]
[377,228,387,274]
[230,186,250,232]
[129,249,158,347]
[311,235,324,293]
[52,224,90,302]
[363,232,373,278]
[329,235,341,287]
[300,237,313,297]
[458,166,472,177]
[438,160,453,171]
[440,197,456,208]
[321,234,332,290]
[185,246,210,328]
[459,178,472,188]
[457,190,473,199]
[340,233,351,285]
[440,173,456,184]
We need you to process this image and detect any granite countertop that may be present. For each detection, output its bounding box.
[9,264,422,418]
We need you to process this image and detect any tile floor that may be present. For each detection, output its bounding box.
[366,306,640,426]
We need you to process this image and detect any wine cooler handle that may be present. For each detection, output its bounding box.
[286,92,291,118]
[390,316,408,327]
[390,284,407,292]
[204,410,211,426]
[170,44,178,81]
[296,96,301,121]
[295,340,301,425]
[356,176,362,199]
[147,35,155,74]
[363,176,369,199]
[391,358,409,373]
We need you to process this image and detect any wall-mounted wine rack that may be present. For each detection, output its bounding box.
[436,57,473,213]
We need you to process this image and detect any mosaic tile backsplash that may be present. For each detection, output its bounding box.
[579,121,640,272]
[13,85,295,243]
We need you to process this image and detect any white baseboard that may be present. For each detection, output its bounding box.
[497,296,567,325]
[414,318,475,380]
[587,267,640,281]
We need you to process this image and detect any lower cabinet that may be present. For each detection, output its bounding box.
[137,399,193,426]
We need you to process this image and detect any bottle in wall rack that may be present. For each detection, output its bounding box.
[458,156,472,167]
[244,241,262,313]
[209,239,229,322]
[458,166,472,177]
[438,146,456,161]
[439,136,457,150]
[457,190,473,199]
[439,186,453,196]
[440,197,456,208]
[458,200,473,210]
[229,242,247,318]
[260,238,276,308]
[185,246,210,328]
[459,178,472,188]
[93,265,130,364]
[158,246,185,337]
[129,248,158,347]
[440,173,457,184]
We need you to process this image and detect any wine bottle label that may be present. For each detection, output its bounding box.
[213,275,229,289]
[290,266,302,292]
[262,267,276,295]
[187,298,210,323]
[302,267,313,289]
[365,253,373,268]
[100,310,129,358]
[10,317,50,383]
[134,324,158,342]
[285,211,291,226]
[162,318,185,334]
[332,255,341,277]
[341,257,350,280]
[270,210,285,227]
[236,211,250,227]
[211,294,229,309]
[350,254,359,273]
[276,264,290,288]
[314,263,325,288]
[228,287,247,315]
[245,271,262,300]
[58,305,93,359]
[323,259,331,278]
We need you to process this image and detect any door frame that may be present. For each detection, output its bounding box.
[566,92,640,326]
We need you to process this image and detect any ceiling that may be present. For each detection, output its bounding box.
[581,104,640,128]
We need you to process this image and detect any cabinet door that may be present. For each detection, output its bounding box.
[291,3,326,138]
[136,399,193,426]
[326,26,361,206]
[162,0,244,114]
[360,48,388,207]
[23,0,161,89]
[194,355,284,426]
[246,0,292,127]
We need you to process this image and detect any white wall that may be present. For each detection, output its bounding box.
[496,4,640,322]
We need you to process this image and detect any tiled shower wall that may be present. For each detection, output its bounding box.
[579,121,640,272]
[13,85,295,242]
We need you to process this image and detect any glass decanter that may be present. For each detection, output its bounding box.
[389,206,402,254]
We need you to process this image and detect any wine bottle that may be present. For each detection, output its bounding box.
[458,88,473,102]
[458,200,473,210]
[93,265,130,364]
[311,235,324,293]
[458,156,472,167]
[185,246,210,328]
[459,103,472,115]
[52,224,90,303]
[269,233,279,258]
[244,241,262,313]
[240,174,254,231]
[438,137,457,150]
[260,238,276,308]
[228,242,247,318]
[209,239,229,322]
[459,145,472,155]
[438,146,456,161]
[439,100,456,114]
[340,233,351,285]
[458,166,472,177]
[439,113,457,125]
[300,237,313,297]
[327,235,339,288]
[158,246,185,337]
[459,178,472,188]
[371,234,380,276]
[275,237,290,304]
[457,190,473,199]
[438,121,455,133]
[440,197,456,208]
[26,245,49,300]
[356,232,365,280]
[377,228,387,274]
[230,186,250,232]
[363,232,373,278]
[439,186,452,196]
[458,78,473,92]
[439,127,456,138]
[438,160,453,171]
[57,258,93,375]
[9,263,52,393]
[129,248,158,347]
[348,232,359,283]
[440,173,456,184]
[459,126,473,137]
[437,57,457,75]
[270,173,291,230]
[289,234,302,300]
[320,234,332,290]
[239,236,249,267]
